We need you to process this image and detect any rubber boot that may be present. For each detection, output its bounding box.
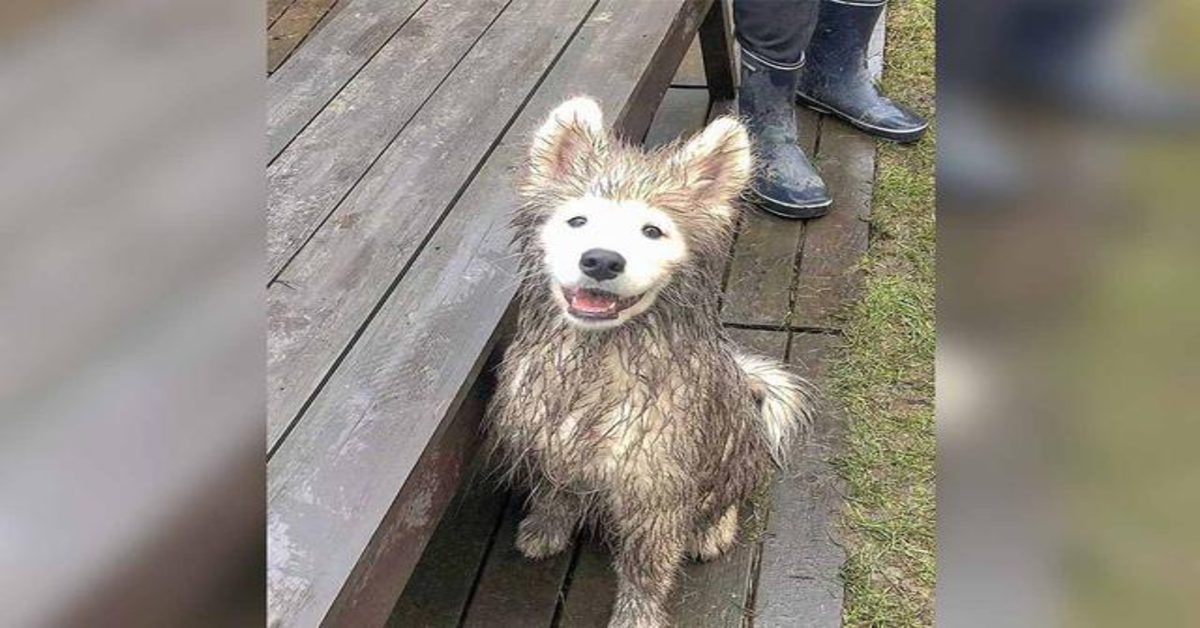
[739,51,832,219]
[796,0,928,143]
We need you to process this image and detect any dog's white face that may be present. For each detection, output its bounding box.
[540,195,687,328]
[524,97,751,330]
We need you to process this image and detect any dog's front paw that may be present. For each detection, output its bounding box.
[687,506,739,563]
[515,514,571,559]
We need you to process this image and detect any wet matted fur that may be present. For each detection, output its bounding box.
[486,97,816,628]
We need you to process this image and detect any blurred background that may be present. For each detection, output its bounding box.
[938,0,1200,625]
[0,0,1196,625]
[0,0,264,626]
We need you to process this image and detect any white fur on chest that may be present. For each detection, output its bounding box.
[504,344,687,491]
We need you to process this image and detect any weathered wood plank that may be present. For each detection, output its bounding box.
[385,475,508,627]
[753,332,846,627]
[790,120,874,330]
[724,327,788,359]
[558,538,617,628]
[267,0,340,74]
[790,9,884,330]
[268,0,299,28]
[671,518,755,627]
[673,37,706,87]
[267,358,493,627]
[267,0,596,450]
[610,0,713,144]
[267,1,710,625]
[644,87,710,148]
[267,0,426,160]
[460,498,577,627]
[266,0,510,277]
[720,108,820,328]
[697,0,735,100]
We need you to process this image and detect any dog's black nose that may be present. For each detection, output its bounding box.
[579,248,625,281]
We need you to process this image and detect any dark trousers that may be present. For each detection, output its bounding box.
[733,0,821,69]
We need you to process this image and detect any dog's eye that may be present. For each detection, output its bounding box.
[642,225,664,239]
[567,216,587,228]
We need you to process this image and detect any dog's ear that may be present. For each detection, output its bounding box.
[675,116,752,209]
[529,97,606,186]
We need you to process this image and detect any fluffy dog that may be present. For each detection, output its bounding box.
[487,97,816,627]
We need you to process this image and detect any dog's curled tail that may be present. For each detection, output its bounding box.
[734,352,818,467]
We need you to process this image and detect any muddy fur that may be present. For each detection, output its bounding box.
[486,97,816,627]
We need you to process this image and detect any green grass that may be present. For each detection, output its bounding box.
[831,0,936,625]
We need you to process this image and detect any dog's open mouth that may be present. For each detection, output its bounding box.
[562,287,641,320]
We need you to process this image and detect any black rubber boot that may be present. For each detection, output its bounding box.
[796,0,928,143]
[739,51,832,219]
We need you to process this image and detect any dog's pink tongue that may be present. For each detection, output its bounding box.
[571,290,617,313]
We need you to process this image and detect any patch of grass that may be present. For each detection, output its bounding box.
[831,0,936,625]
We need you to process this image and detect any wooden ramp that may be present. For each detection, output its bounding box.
[388,19,884,628]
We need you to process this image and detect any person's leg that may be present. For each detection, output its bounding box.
[735,0,832,218]
[734,0,819,70]
[796,0,929,143]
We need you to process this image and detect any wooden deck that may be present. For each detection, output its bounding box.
[386,22,885,628]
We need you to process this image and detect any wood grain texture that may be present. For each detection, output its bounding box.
[671,523,755,627]
[267,1,709,625]
[642,87,710,149]
[267,0,340,74]
[697,0,735,100]
[267,0,426,161]
[789,119,873,330]
[724,327,788,360]
[790,9,885,330]
[266,0,510,278]
[753,332,846,627]
[385,479,508,627]
[268,0,299,28]
[267,0,595,450]
[558,538,617,628]
[610,0,714,144]
[460,498,577,628]
[331,377,489,624]
[720,108,819,328]
[673,37,706,87]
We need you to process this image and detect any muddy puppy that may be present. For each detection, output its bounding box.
[488,97,816,628]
